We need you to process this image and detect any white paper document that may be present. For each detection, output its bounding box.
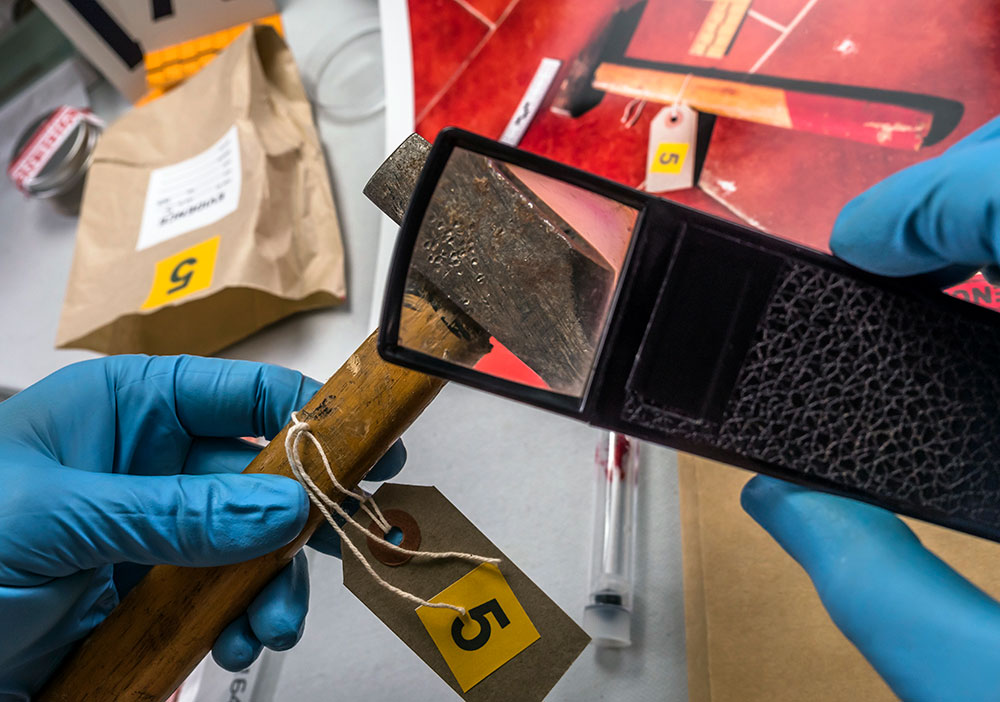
[136,125,241,251]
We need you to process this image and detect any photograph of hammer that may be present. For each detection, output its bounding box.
[552,0,963,150]
[33,133,592,702]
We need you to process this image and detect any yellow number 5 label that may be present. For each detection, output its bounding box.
[416,563,540,692]
[651,142,689,174]
[142,236,220,310]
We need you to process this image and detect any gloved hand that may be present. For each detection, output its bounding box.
[0,355,405,701]
[742,115,1000,702]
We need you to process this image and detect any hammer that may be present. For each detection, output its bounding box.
[34,134,605,701]
[553,1,962,150]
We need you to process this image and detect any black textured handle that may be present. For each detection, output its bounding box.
[619,209,1000,541]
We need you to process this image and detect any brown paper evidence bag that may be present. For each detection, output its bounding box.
[57,25,345,355]
[680,454,1000,701]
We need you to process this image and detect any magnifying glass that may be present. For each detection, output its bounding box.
[375,127,1000,545]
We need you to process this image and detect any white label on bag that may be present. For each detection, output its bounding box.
[136,126,241,251]
[645,105,698,193]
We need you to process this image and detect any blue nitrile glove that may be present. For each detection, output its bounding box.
[0,355,405,701]
[742,115,1000,702]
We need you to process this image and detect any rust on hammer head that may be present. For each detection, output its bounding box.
[364,134,432,226]
[365,135,616,395]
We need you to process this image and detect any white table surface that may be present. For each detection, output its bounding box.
[0,0,688,699]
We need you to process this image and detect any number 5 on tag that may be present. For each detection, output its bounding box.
[416,563,539,692]
[142,236,220,310]
[646,105,698,193]
[342,484,589,701]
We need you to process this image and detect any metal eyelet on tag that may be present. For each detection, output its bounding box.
[645,104,699,193]
[365,508,421,566]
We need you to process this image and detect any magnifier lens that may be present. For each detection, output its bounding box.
[398,148,640,398]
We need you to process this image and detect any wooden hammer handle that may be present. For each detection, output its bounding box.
[36,299,488,701]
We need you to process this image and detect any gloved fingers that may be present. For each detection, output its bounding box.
[246,552,309,652]
[184,437,404,479]
[180,437,403,558]
[981,263,1000,285]
[0,361,118,461]
[212,554,310,671]
[212,613,263,672]
[830,121,1000,276]
[740,475,918,578]
[2,468,308,579]
[309,512,407,558]
[304,440,405,557]
[741,475,1000,700]
[183,437,261,475]
[111,561,152,598]
[109,356,321,441]
[305,493,359,557]
[363,440,407,482]
[903,263,981,289]
[307,524,344,558]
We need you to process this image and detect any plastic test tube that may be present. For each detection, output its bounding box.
[583,430,640,647]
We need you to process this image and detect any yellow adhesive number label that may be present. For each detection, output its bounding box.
[141,236,220,310]
[651,142,690,174]
[416,563,539,692]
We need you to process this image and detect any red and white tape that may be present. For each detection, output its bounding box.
[7,106,101,194]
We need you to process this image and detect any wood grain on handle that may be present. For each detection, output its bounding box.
[36,293,491,702]
[591,63,940,150]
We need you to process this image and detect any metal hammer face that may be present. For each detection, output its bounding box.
[365,135,639,397]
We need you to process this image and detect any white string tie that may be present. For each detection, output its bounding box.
[284,412,500,616]
[620,97,646,128]
[669,73,693,121]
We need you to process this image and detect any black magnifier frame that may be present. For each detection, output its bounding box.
[379,127,1000,545]
[378,126,649,417]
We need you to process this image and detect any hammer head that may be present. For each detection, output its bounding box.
[365,134,639,396]
[551,1,646,118]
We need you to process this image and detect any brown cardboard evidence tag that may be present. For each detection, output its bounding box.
[342,484,590,701]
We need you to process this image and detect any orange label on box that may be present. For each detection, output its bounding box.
[139,14,284,105]
[142,236,220,310]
